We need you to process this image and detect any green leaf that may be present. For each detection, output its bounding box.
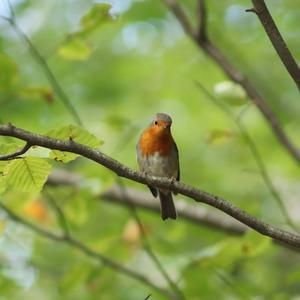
[80,3,111,33]
[57,4,111,61]
[58,38,91,61]
[46,125,103,163]
[214,81,247,106]
[207,129,235,144]
[3,157,52,193]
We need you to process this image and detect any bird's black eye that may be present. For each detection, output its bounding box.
[154,121,158,125]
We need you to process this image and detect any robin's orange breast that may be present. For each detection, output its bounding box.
[139,126,173,157]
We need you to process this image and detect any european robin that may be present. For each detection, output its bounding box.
[136,113,179,220]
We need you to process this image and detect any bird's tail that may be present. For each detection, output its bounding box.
[158,191,177,220]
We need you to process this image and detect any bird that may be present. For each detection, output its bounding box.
[136,113,179,220]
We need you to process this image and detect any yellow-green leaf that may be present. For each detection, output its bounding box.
[207,129,235,144]
[57,4,111,61]
[80,3,111,33]
[47,125,103,163]
[58,38,91,61]
[3,157,52,193]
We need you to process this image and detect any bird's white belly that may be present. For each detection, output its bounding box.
[140,152,177,178]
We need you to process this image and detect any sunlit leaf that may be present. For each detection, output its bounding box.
[47,125,103,163]
[58,38,91,61]
[57,4,111,61]
[214,81,247,106]
[3,157,52,193]
[80,3,111,33]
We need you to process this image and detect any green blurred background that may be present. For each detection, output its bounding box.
[0,0,300,299]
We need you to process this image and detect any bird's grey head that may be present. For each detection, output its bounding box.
[152,113,173,128]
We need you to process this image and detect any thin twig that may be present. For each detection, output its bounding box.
[197,0,207,41]
[117,178,185,300]
[246,0,300,91]
[0,202,174,298]
[195,81,298,232]
[163,0,300,165]
[1,1,82,125]
[164,0,195,36]
[0,124,299,248]
[0,142,31,160]
[6,0,15,19]
[44,190,70,237]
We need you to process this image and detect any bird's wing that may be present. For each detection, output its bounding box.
[174,141,180,181]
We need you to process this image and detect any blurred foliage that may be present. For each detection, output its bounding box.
[0,0,300,299]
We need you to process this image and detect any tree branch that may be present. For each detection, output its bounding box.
[0,142,31,160]
[47,173,300,252]
[101,185,247,235]
[44,190,70,237]
[46,172,247,234]
[163,0,300,165]
[164,0,194,35]
[195,81,298,232]
[0,124,300,248]
[246,0,300,91]
[0,202,175,299]
[197,0,207,41]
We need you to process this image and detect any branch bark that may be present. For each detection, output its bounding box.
[46,170,247,234]
[163,0,300,165]
[195,81,297,232]
[0,124,300,248]
[101,185,247,235]
[0,142,31,160]
[246,0,300,91]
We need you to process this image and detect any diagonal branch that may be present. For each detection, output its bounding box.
[44,190,70,237]
[101,185,247,235]
[195,81,298,232]
[163,0,300,165]
[197,0,207,41]
[0,202,175,299]
[0,123,300,248]
[46,172,247,234]
[246,0,300,91]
